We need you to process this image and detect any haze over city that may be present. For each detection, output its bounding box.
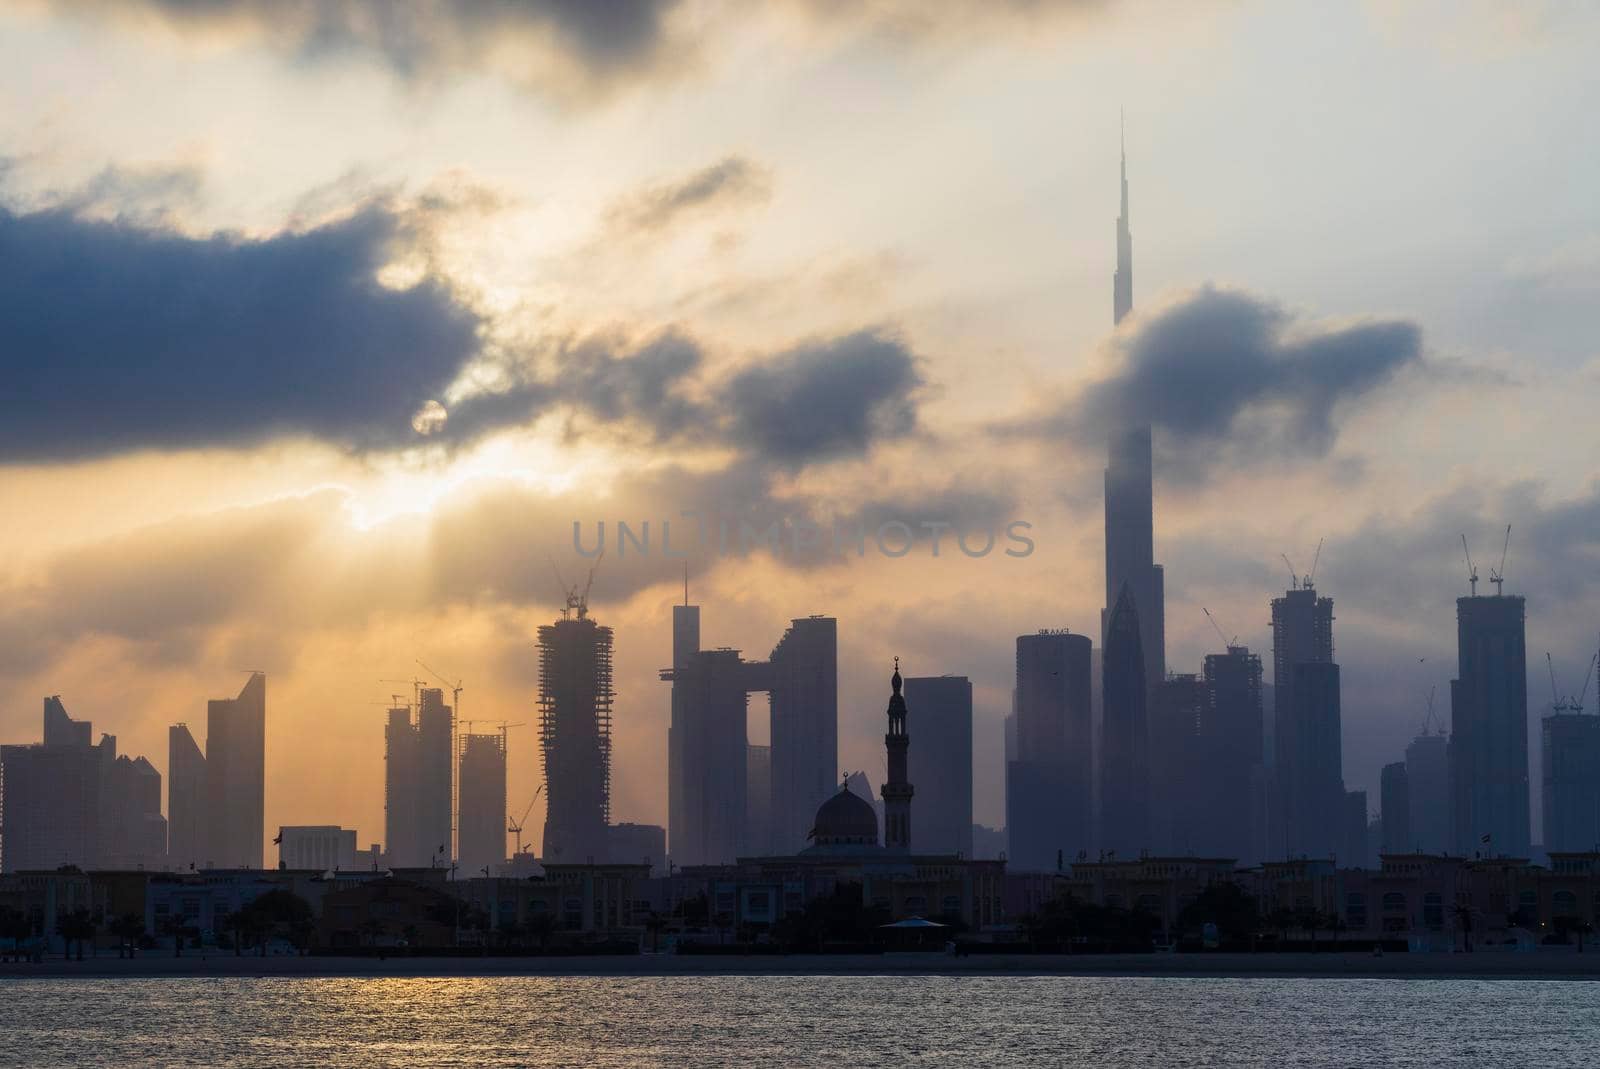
[2,0,1598,854]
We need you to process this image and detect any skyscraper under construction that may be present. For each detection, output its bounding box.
[539,596,613,864]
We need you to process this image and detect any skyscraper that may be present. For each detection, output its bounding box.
[765,617,838,856]
[167,723,207,870]
[905,674,973,857]
[745,743,772,855]
[1147,674,1206,855]
[1006,632,1091,868]
[457,730,507,876]
[416,687,454,866]
[666,647,750,865]
[1271,584,1340,858]
[1204,645,1267,865]
[1380,761,1411,854]
[1541,712,1600,854]
[206,672,265,869]
[2,698,164,873]
[1449,594,1530,857]
[1404,729,1451,853]
[384,702,422,866]
[1,699,102,872]
[539,606,613,865]
[1100,584,1149,856]
[664,606,837,863]
[881,659,913,853]
[1103,123,1165,701]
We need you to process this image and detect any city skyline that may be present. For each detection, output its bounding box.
[2,1,1599,854]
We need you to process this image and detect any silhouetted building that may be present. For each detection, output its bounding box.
[1343,789,1372,868]
[101,750,166,870]
[1148,674,1207,855]
[206,672,266,869]
[666,647,751,865]
[1271,585,1340,858]
[1007,632,1091,870]
[167,724,207,870]
[905,675,973,857]
[1103,129,1165,705]
[457,730,507,876]
[1542,713,1600,853]
[1449,594,1530,857]
[666,600,700,866]
[664,608,837,863]
[1100,584,1148,857]
[765,617,838,856]
[606,822,666,875]
[383,688,455,869]
[882,660,914,852]
[745,743,772,855]
[972,823,1006,860]
[1405,729,1451,853]
[1204,645,1267,865]
[539,607,613,865]
[1381,762,1411,854]
[277,825,358,870]
[1,698,164,873]
[384,703,422,866]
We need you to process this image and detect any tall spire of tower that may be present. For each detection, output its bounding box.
[1114,110,1133,326]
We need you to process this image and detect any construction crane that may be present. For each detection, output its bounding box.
[1576,652,1599,717]
[1460,534,1479,597]
[1489,524,1511,596]
[1547,653,1578,714]
[1306,538,1324,589]
[1202,607,1238,650]
[548,545,605,620]
[1280,554,1299,590]
[1420,684,1441,736]
[417,659,464,714]
[507,783,546,856]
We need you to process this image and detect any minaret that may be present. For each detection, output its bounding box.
[1113,110,1133,326]
[881,657,914,852]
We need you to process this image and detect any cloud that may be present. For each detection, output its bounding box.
[47,0,687,101]
[0,202,482,462]
[998,286,1423,482]
[720,328,924,468]
[602,156,773,239]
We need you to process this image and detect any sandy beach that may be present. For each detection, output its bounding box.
[4,950,1598,981]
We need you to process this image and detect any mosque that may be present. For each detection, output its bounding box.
[674,661,1006,933]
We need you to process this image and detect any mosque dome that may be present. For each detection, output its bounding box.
[809,783,880,847]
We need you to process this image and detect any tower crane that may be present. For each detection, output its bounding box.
[1202,607,1238,649]
[1306,538,1324,589]
[1280,554,1298,590]
[507,783,546,857]
[1460,534,1479,596]
[1489,524,1511,596]
[417,659,464,714]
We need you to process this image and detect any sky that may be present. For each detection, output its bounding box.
[2,0,1598,846]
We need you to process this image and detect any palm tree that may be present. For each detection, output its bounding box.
[1451,902,1475,953]
[644,911,667,954]
[158,913,187,957]
[110,914,145,959]
[58,909,96,961]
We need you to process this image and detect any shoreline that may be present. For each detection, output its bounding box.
[4,950,1599,981]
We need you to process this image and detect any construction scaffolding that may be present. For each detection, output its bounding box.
[537,614,614,862]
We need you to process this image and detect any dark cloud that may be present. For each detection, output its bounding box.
[999,286,1423,482]
[721,328,923,468]
[52,0,684,96]
[603,156,773,238]
[0,202,482,462]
